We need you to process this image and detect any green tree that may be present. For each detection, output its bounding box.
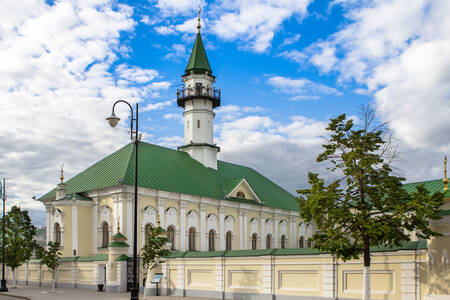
[297,108,444,300]
[37,241,61,292]
[0,206,37,287]
[141,225,169,298]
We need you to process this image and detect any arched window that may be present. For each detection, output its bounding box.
[188,227,196,251]
[145,223,154,242]
[236,191,245,199]
[281,235,286,249]
[226,231,232,251]
[54,223,61,245]
[101,222,109,248]
[167,226,175,250]
[299,236,304,248]
[266,234,272,249]
[251,233,258,250]
[208,230,216,251]
[307,238,312,248]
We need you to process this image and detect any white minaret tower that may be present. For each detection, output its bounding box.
[177,11,221,169]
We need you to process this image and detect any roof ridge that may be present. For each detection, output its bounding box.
[404,178,442,185]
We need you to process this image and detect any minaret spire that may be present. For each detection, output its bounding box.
[444,156,448,192]
[197,8,201,33]
[60,162,64,184]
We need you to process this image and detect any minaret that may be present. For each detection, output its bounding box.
[177,10,221,169]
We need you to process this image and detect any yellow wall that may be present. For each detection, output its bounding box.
[78,206,92,256]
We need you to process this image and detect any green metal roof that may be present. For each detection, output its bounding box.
[115,254,130,261]
[112,232,127,241]
[403,179,450,198]
[39,142,297,211]
[185,33,212,75]
[77,254,108,262]
[108,241,129,248]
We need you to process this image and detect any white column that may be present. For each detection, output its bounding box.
[219,207,225,250]
[72,206,78,256]
[238,210,244,250]
[274,215,279,248]
[290,216,296,248]
[243,210,248,249]
[200,203,206,251]
[92,198,98,254]
[157,198,166,228]
[46,207,51,245]
[112,194,119,234]
[180,202,187,251]
[126,194,133,254]
[260,215,266,249]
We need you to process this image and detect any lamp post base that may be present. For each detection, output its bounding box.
[130,287,139,300]
[0,279,8,292]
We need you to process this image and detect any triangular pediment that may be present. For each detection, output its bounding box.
[226,178,262,204]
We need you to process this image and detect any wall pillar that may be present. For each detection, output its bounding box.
[200,203,206,251]
[92,198,98,254]
[45,206,51,245]
[274,215,279,248]
[290,216,296,248]
[157,198,166,228]
[260,215,266,249]
[239,210,244,250]
[180,202,187,251]
[219,207,225,250]
[72,206,78,256]
[243,210,248,249]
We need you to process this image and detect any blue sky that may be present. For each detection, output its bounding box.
[0,0,449,225]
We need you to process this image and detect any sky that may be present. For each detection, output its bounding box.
[0,0,449,226]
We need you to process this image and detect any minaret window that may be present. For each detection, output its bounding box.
[187,121,189,130]
[197,120,200,128]
[54,223,61,245]
[101,222,109,248]
[195,83,202,95]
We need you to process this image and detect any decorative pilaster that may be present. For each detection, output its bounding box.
[290,216,296,248]
[219,207,225,250]
[260,215,266,249]
[112,194,120,235]
[92,198,98,254]
[200,203,206,251]
[239,210,244,250]
[72,206,78,256]
[180,202,187,251]
[274,215,279,248]
[243,210,248,249]
[45,206,51,245]
[157,198,166,228]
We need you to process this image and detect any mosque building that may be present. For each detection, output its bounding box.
[37,15,313,259]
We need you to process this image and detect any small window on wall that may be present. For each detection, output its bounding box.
[299,236,304,248]
[307,238,312,248]
[281,235,286,249]
[197,120,200,128]
[236,191,245,199]
[54,223,61,245]
[186,121,190,130]
[208,230,216,251]
[266,234,272,249]
[101,222,109,248]
[167,226,175,250]
[226,231,232,250]
[189,227,196,251]
[251,233,258,250]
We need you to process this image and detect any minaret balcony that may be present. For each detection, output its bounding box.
[177,86,221,108]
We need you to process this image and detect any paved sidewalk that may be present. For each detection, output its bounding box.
[0,287,216,300]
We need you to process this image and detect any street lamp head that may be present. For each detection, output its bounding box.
[106,113,120,128]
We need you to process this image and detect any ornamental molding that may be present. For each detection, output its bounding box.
[165,207,178,228]
[207,213,218,232]
[99,205,111,228]
[142,206,157,230]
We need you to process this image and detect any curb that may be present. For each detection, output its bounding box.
[0,293,31,300]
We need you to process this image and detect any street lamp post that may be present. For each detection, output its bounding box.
[0,178,7,292]
[107,100,139,300]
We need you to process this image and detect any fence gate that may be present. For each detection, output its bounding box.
[126,256,140,292]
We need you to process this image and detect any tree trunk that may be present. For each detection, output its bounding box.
[143,267,148,299]
[52,270,56,292]
[12,268,16,288]
[363,235,371,300]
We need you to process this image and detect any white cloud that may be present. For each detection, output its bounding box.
[266,76,342,100]
[155,0,205,17]
[164,43,188,61]
[216,105,266,121]
[142,100,173,112]
[0,0,164,213]
[304,0,450,174]
[210,0,312,52]
[155,25,176,35]
[163,113,183,124]
[157,136,184,148]
[280,33,301,47]
[277,50,307,64]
